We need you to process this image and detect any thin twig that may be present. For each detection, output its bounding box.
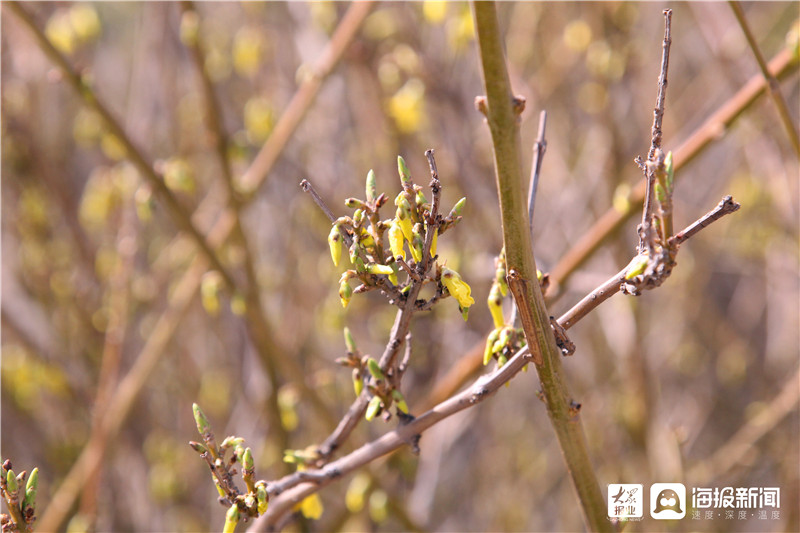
[528,110,548,231]
[638,10,672,254]
[420,149,442,274]
[510,110,548,326]
[729,1,800,155]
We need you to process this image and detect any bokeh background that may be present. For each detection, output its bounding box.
[2,2,798,532]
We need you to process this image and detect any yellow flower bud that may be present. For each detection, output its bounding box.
[487,283,505,329]
[367,263,394,276]
[339,279,353,308]
[223,504,239,533]
[328,225,343,267]
[388,222,405,260]
[365,395,383,421]
[256,482,269,514]
[441,267,474,312]
[392,389,409,414]
[352,368,364,397]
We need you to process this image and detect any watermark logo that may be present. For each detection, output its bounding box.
[607,484,643,520]
[650,483,686,519]
[690,487,780,521]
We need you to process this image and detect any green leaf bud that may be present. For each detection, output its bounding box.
[23,467,38,511]
[448,197,466,219]
[664,151,674,191]
[256,482,269,514]
[365,395,382,421]
[353,208,365,226]
[6,469,17,494]
[223,503,239,533]
[654,181,667,205]
[392,389,409,414]
[339,279,353,308]
[366,169,377,202]
[388,263,399,286]
[214,479,226,498]
[345,197,366,209]
[352,368,364,397]
[497,354,508,368]
[343,327,357,354]
[189,441,208,455]
[625,255,649,280]
[220,436,245,451]
[484,328,502,366]
[192,403,211,436]
[242,447,254,471]
[410,224,424,263]
[495,261,508,297]
[397,156,412,189]
[415,190,428,208]
[367,358,384,381]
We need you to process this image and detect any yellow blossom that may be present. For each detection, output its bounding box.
[441,267,474,314]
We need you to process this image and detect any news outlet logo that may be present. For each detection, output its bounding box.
[607,484,643,520]
[650,483,686,519]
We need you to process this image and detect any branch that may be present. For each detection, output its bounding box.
[638,10,672,254]
[548,46,798,294]
[472,2,610,531]
[729,1,800,155]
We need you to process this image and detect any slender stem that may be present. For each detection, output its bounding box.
[729,1,800,155]
[472,2,610,531]
[510,110,548,326]
[528,110,548,232]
